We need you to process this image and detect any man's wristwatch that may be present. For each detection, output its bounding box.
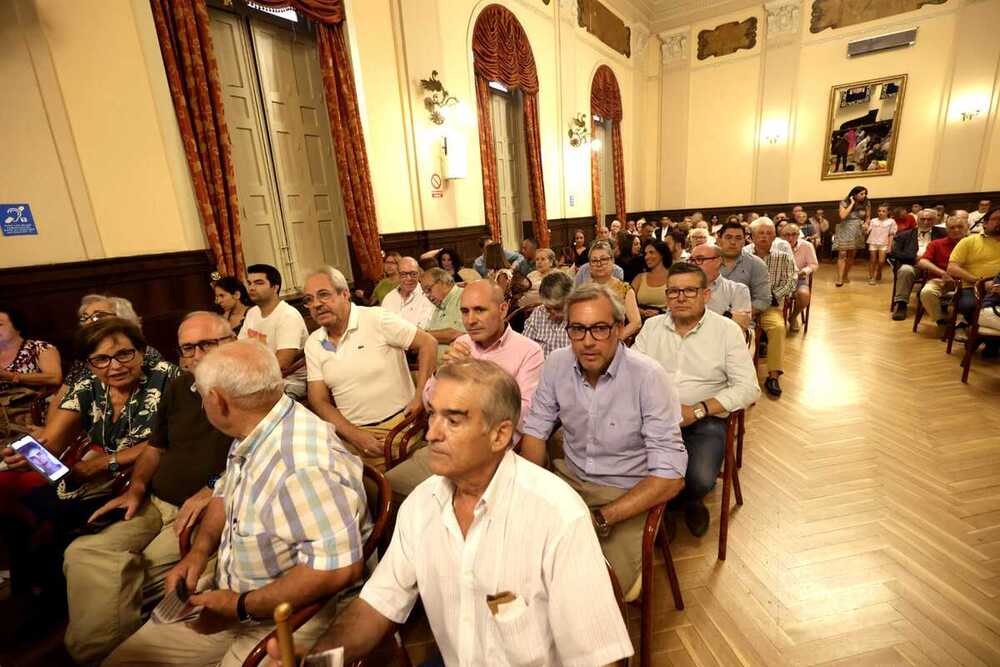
[693,402,708,421]
[236,591,257,624]
[592,508,611,539]
[107,453,120,474]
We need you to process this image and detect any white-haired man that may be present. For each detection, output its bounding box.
[917,214,969,325]
[64,313,236,664]
[749,218,797,397]
[303,266,437,467]
[742,217,793,258]
[381,257,434,328]
[267,359,633,666]
[103,341,370,667]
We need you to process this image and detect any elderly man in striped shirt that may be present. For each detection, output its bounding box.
[104,341,370,667]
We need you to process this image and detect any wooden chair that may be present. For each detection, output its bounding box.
[959,279,1000,383]
[944,287,965,355]
[505,302,539,334]
[718,410,745,561]
[28,386,58,427]
[782,273,814,334]
[382,411,428,472]
[912,281,955,333]
[604,559,631,667]
[241,465,404,667]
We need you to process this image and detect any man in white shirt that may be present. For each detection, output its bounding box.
[381,257,434,328]
[239,263,309,398]
[969,199,991,232]
[302,266,437,467]
[634,263,760,537]
[688,244,751,331]
[268,359,633,666]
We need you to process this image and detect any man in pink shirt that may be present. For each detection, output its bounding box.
[779,223,818,333]
[385,280,544,497]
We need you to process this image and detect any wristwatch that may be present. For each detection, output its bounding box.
[236,591,257,624]
[693,402,708,420]
[107,453,120,474]
[592,509,611,539]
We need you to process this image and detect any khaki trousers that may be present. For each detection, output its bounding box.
[552,459,643,594]
[385,446,433,503]
[64,495,180,665]
[759,307,786,374]
[343,411,408,471]
[101,594,341,667]
[919,278,956,323]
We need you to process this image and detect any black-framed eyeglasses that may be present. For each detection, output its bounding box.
[178,336,237,358]
[88,348,138,369]
[398,271,419,279]
[566,323,615,341]
[666,287,701,300]
[688,255,720,265]
[78,310,114,325]
[590,256,612,266]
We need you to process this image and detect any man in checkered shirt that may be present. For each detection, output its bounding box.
[104,340,370,667]
[523,271,573,357]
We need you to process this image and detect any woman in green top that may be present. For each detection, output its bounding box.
[370,251,402,305]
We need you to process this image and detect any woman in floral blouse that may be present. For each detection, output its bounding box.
[1,317,178,598]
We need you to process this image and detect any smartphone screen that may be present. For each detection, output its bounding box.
[11,435,70,484]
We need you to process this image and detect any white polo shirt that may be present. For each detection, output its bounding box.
[305,305,417,426]
[381,284,434,328]
[239,300,309,395]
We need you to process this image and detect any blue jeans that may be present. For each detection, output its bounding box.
[956,287,977,321]
[679,416,727,502]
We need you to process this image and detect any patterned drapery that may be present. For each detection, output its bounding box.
[589,65,626,226]
[150,0,245,277]
[227,0,382,280]
[472,4,549,248]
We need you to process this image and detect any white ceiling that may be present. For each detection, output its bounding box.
[600,0,771,36]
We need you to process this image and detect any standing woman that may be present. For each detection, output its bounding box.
[835,186,870,286]
[632,241,670,319]
[212,276,251,335]
[585,241,642,339]
[571,228,589,268]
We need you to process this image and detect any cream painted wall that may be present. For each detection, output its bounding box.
[658,0,1000,210]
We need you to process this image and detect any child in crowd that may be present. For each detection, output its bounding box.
[866,203,897,284]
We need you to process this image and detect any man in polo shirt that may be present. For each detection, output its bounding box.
[420,268,466,360]
[748,219,797,398]
[917,215,969,326]
[381,257,434,328]
[949,207,1000,322]
[103,341,370,667]
[239,263,309,398]
[386,280,544,497]
[718,221,770,315]
[688,244,751,331]
[303,266,437,467]
[634,264,759,537]
[64,312,235,664]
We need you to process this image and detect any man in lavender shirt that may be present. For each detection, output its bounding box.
[386,280,544,497]
[520,283,687,599]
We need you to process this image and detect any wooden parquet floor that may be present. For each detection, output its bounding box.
[400,262,1000,666]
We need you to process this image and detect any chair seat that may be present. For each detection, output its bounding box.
[979,326,1000,337]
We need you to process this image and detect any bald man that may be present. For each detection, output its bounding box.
[385,280,544,498]
[381,257,434,328]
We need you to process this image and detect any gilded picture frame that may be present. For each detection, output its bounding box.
[821,74,907,180]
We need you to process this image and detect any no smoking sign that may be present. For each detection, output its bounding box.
[431,173,443,198]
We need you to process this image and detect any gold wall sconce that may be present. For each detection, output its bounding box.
[421,70,458,125]
[568,113,590,148]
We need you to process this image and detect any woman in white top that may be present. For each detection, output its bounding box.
[521,248,558,307]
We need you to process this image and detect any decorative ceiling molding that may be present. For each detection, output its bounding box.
[765,0,801,40]
[696,17,758,60]
[650,0,763,32]
[629,21,652,56]
[559,0,580,24]
[658,28,689,64]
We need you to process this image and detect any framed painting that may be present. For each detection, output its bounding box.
[822,74,906,180]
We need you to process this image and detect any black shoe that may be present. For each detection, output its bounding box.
[684,501,710,538]
[764,376,782,397]
[892,302,907,321]
[936,319,949,326]
[984,344,1000,360]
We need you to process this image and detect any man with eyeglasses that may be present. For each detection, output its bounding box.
[381,257,434,328]
[523,271,574,356]
[634,263,759,537]
[303,266,437,468]
[520,283,687,599]
[420,268,467,360]
[61,312,236,664]
[688,244,752,331]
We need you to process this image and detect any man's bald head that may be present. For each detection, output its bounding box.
[459,280,508,346]
[463,279,505,305]
[178,311,235,371]
[689,243,723,281]
[398,257,420,295]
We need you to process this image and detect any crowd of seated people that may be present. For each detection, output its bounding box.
[0,194,996,666]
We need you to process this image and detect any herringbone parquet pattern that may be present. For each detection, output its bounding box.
[399,263,1000,666]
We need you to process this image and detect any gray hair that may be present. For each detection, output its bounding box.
[423,267,454,286]
[305,265,350,292]
[535,247,557,266]
[194,340,282,410]
[78,294,141,326]
[180,311,233,337]
[399,256,419,272]
[435,359,521,443]
[920,208,939,220]
[564,283,625,324]
[539,271,573,307]
[588,240,614,258]
[749,217,775,233]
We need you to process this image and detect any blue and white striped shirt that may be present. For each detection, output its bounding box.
[213,396,371,593]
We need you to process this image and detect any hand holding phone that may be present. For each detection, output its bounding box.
[10,435,70,484]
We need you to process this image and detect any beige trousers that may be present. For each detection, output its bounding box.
[919,278,956,323]
[384,446,433,502]
[101,594,340,667]
[343,411,408,471]
[552,459,643,594]
[759,306,786,374]
[64,495,180,665]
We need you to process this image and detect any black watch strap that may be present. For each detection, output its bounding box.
[236,591,252,622]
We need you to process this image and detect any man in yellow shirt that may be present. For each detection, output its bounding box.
[948,207,1000,321]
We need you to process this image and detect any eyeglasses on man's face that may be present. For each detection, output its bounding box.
[398,271,419,279]
[302,290,338,308]
[566,323,614,341]
[688,255,720,265]
[88,348,138,369]
[666,287,702,300]
[79,310,114,325]
[178,336,237,358]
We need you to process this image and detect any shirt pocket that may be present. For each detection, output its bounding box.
[488,595,548,667]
